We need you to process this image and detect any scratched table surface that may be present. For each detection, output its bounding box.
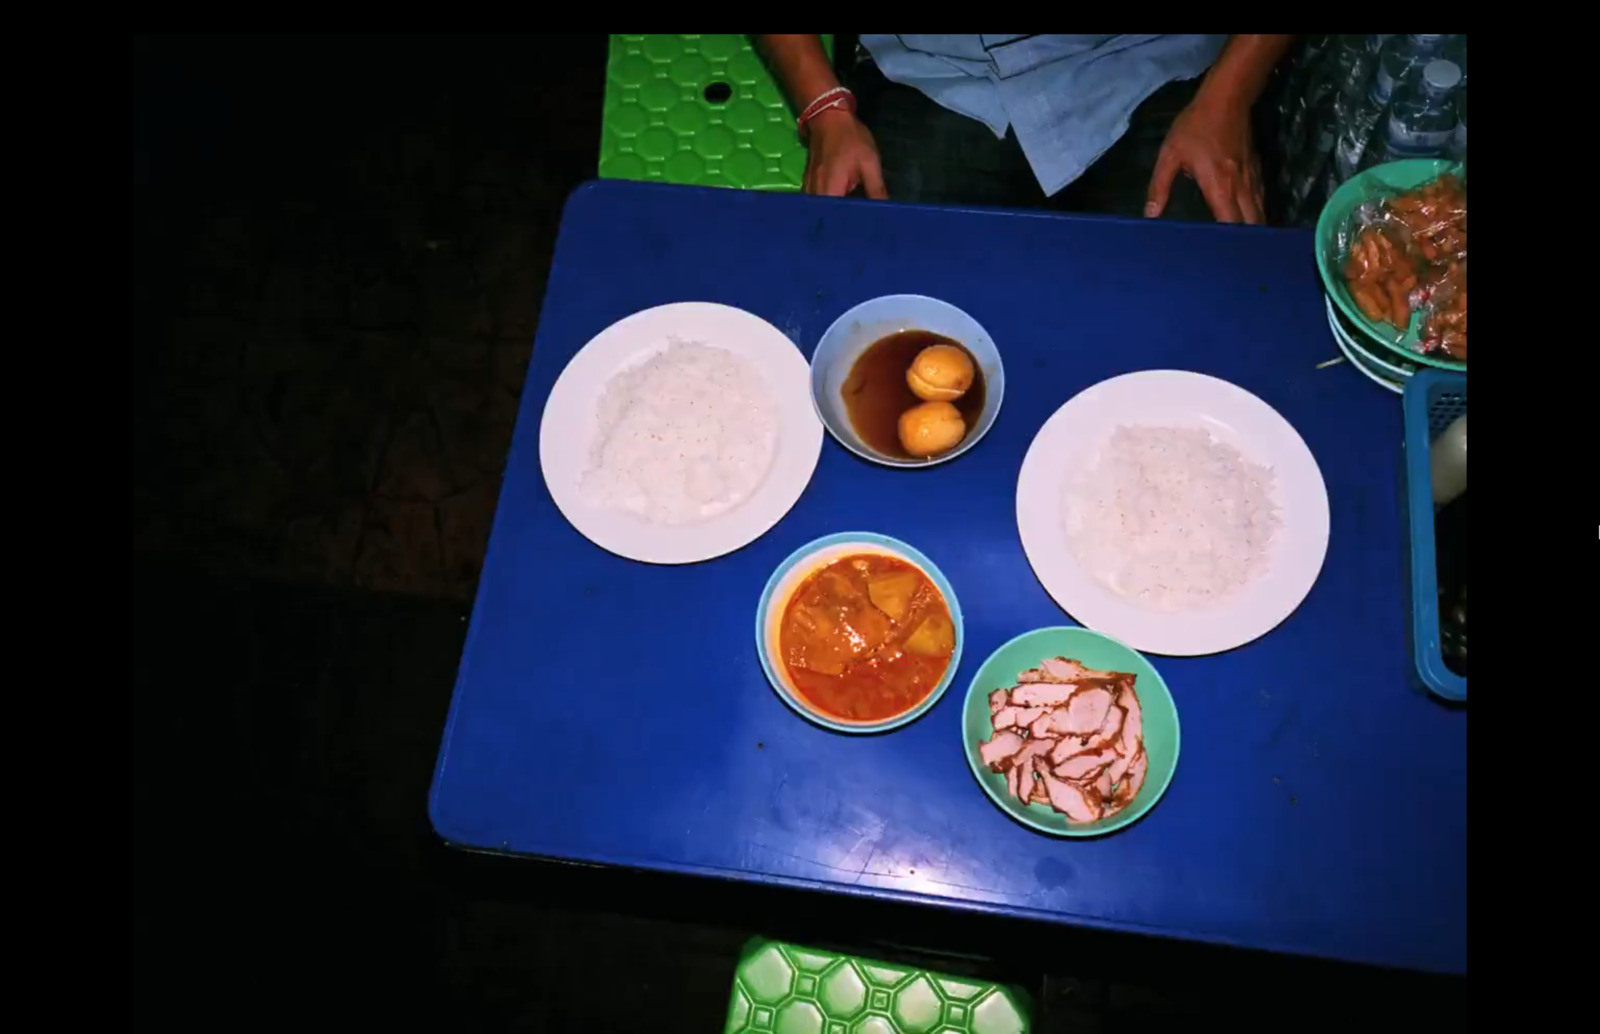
[429,180,1467,976]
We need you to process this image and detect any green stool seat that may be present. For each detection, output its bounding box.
[726,937,1032,1033]
[600,34,832,191]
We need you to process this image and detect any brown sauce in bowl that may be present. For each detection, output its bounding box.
[841,330,985,459]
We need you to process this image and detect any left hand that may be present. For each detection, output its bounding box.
[1145,93,1265,224]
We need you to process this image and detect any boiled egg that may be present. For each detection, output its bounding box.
[898,401,967,458]
[906,344,975,402]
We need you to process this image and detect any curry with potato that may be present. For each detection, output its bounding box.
[780,553,955,722]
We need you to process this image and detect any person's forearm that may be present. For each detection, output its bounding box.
[754,34,838,111]
[1194,34,1296,110]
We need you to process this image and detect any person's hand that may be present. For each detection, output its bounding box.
[1145,93,1264,224]
[804,109,888,199]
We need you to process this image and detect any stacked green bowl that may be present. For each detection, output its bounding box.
[1314,158,1467,387]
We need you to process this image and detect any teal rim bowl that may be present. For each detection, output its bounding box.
[962,627,1180,837]
[756,532,964,734]
[810,294,1005,468]
[1327,294,1420,378]
[1314,158,1466,373]
[1326,293,1413,394]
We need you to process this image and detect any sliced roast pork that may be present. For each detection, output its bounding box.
[1010,682,1077,708]
[1029,687,1114,739]
[1072,703,1123,755]
[1039,769,1101,822]
[1012,737,1057,768]
[1054,747,1118,780]
[1016,756,1037,802]
[1004,742,1056,781]
[1106,752,1131,786]
[993,705,1048,731]
[1069,686,1116,731]
[1049,698,1122,759]
[1117,685,1143,758]
[976,656,1150,825]
[1043,701,1121,768]
[1050,735,1087,761]
[978,731,1025,770]
[1013,706,1047,727]
[1120,750,1148,801]
[1028,712,1062,739]
[1104,749,1149,818]
[1041,657,1119,682]
[1049,734,1087,767]
[1024,758,1049,806]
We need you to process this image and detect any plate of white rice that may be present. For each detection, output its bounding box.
[1015,370,1329,656]
[540,302,823,564]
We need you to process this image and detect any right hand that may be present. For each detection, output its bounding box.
[804,109,888,199]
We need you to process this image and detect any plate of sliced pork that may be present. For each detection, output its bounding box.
[963,627,1179,836]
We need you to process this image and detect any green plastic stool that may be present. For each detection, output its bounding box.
[600,35,832,191]
[726,937,1032,1034]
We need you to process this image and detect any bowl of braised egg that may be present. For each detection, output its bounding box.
[810,294,1005,468]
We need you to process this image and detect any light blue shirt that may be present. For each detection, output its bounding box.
[860,34,1228,196]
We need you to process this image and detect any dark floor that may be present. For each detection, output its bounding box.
[133,34,574,599]
[131,34,1463,1029]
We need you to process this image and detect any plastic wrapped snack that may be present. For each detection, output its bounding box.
[1342,210,1420,331]
[1418,258,1467,360]
[1387,174,1467,266]
[1340,171,1468,361]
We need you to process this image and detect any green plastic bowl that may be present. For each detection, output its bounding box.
[1327,294,1406,395]
[961,627,1179,837]
[1314,158,1466,372]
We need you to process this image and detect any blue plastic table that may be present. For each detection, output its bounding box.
[429,180,1467,976]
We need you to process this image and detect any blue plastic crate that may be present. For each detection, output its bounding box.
[1402,369,1467,702]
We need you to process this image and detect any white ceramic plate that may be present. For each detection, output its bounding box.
[1016,370,1330,656]
[540,302,823,564]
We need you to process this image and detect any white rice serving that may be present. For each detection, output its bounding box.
[1064,425,1281,611]
[579,341,778,525]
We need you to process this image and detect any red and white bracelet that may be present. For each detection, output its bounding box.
[796,86,857,140]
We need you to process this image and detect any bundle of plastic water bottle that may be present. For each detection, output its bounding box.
[1270,34,1467,226]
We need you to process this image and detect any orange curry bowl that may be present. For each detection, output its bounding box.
[755,532,964,734]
